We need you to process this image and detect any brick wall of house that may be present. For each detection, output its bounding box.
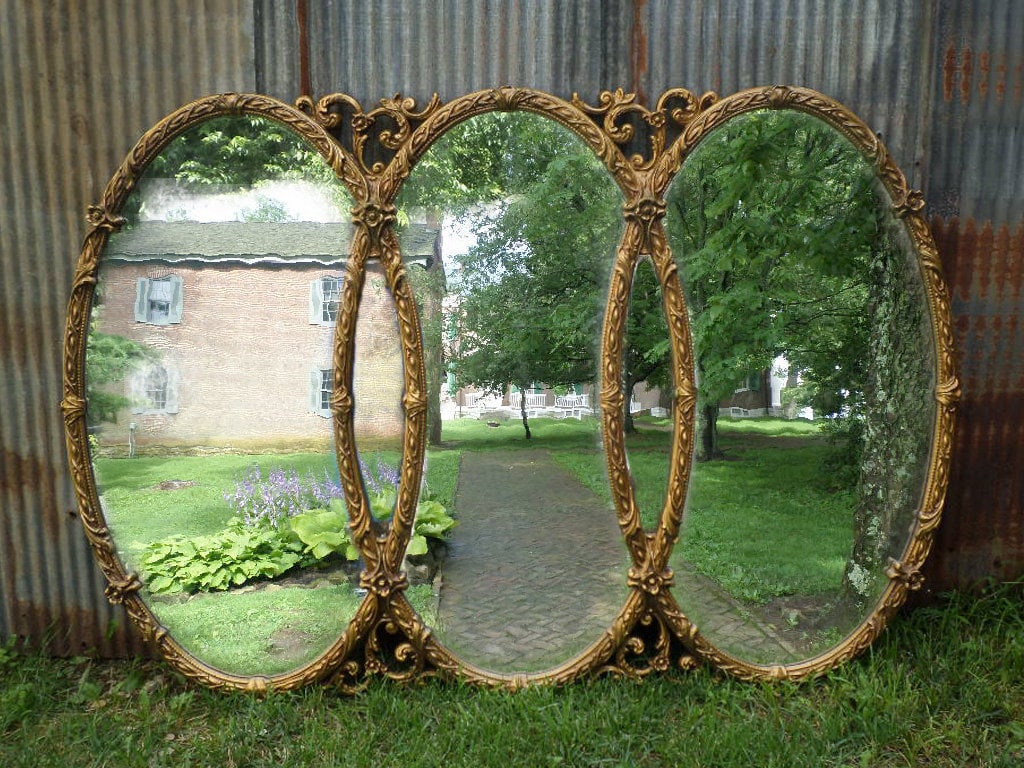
[94,260,404,452]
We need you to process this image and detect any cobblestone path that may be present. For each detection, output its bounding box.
[433,447,802,672]
[434,448,629,674]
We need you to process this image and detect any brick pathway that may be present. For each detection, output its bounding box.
[434,448,629,673]
[670,561,803,663]
[433,448,802,672]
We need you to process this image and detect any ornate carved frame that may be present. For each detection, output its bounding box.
[63,86,958,691]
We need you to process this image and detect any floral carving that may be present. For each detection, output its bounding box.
[62,85,956,691]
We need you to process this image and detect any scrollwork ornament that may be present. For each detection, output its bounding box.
[886,560,926,591]
[364,616,435,684]
[85,205,126,232]
[103,573,143,604]
[627,564,674,596]
[598,610,672,679]
[936,376,962,410]
[573,87,718,171]
[893,188,926,218]
[623,195,666,254]
[359,567,409,599]
[352,201,397,244]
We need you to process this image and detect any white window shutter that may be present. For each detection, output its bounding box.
[310,369,321,413]
[134,278,149,322]
[168,276,184,324]
[309,278,323,324]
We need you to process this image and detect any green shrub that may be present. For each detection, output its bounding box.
[288,499,360,561]
[140,518,314,594]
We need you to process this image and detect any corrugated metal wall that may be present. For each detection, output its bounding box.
[926,0,1024,587]
[0,0,258,656]
[2,0,1020,653]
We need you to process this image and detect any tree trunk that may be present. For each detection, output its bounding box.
[519,383,532,440]
[624,377,636,434]
[697,403,722,461]
[419,255,446,446]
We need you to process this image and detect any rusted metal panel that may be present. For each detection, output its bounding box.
[0,0,257,652]
[297,0,634,107]
[2,0,1022,653]
[929,217,1024,589]
[919,0,1024,590]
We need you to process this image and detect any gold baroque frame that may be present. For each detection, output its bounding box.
[63,86,957,691]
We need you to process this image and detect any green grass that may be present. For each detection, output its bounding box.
[93,451,442,677]
[1,583,1021,767]
[678,426,853,603]
[151,584,361,676]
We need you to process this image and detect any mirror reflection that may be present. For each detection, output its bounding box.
[665,109,935,663]
[621,257,674,534]
[88,115,365,675]
[394,111,630,673]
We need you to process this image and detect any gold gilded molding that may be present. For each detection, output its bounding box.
[63,85,956,692]
[63,94,368,692]
[651,85,958,681]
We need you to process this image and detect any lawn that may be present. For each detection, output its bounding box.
[1,582,1021,767]
[471,415,853,603]
[93,450,444,676]
[88,417,880,674]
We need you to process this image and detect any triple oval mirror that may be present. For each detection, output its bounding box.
[63,86,958,691]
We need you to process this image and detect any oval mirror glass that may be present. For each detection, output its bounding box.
[86,113,365,677]
[394,110,631,674]
[665,108,936,665]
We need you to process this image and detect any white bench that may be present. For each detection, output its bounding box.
[461,391,502,417]
[555,393,592,420]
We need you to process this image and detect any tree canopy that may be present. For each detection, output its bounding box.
[400,112,627,437]
[665,109,880,459]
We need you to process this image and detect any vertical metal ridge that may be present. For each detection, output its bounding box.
[1,0,1022,652]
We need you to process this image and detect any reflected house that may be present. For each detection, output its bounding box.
[718,357,804,419]
[95,220,437,452]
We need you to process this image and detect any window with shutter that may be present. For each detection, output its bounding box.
[310,276,342,325]
[310,368,332,417]
[135,275,183,324]
[130,363,179,415]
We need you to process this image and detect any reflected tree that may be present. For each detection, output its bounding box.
[666,109,935,603]
[86,309,158,426]
[666,110,877,461]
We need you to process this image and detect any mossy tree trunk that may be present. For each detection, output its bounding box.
[843,224,933,603]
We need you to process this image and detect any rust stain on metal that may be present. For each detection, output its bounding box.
[927,216,1024,591]
[960,47,974,103]
[943,45,957,101]
[296,0,312,101]
[978,51,990,99]
[630,0,648,107]
[0,449,61,542]
[995,55,1007,101]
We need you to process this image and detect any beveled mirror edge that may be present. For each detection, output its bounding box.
[61,93,372,692]
[61,86,958,692]
[651,85,960,681]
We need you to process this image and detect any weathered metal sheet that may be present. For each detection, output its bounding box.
[1,0,1022,653]
[296,0,634,107]
[0,0,257,653]
[922,0,1024,590]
